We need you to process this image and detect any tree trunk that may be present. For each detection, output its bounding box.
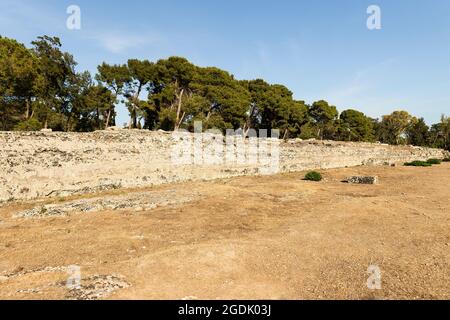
[133,110,137,128]
[175,112,186,130]
[244,104,256,136]
[65,114,72,132]
[242,123,248,137]
[105,109,111,128]
[25,98,31,120]
[129,108,138,129]
[97,108,100,129]
[131,84,142,129]
[175,89,184,130]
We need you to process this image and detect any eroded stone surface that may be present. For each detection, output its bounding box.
[65,275,129,300]
[15,189,202,218]
[0,266,129,300]
[1,130,448,203]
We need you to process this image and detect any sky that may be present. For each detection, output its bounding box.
[1,0,449,126]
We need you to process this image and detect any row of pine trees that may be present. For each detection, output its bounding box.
[0,35,449,150]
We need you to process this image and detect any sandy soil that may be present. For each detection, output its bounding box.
[0,164,449,300]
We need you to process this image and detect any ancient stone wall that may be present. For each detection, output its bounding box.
[1,130,448,203]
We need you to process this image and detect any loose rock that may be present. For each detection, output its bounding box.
[346,176,379,185]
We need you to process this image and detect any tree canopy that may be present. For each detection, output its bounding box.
[0,35,448,151]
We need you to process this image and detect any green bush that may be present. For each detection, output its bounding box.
[304,171,323,181]
[14,118,42,131]
[426,158,442,165]
[404,161,432,167]
[441,158,450,162]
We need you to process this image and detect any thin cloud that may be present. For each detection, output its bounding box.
[89,32,160,54]
[325,59,396,106]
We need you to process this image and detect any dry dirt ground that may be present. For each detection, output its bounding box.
[0,164,449,300]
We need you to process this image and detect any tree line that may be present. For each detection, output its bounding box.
[1,35,449,150]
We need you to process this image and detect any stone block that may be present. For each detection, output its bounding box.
[346,176,379,185]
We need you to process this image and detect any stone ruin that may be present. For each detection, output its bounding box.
[0,130,448,203]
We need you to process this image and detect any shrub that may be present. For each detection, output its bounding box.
[304,171,323,181]
[443,158,450,162]
[426,158,442,165]
[404,161,432,167]
[14,118,42,131]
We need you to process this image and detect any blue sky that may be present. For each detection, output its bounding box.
[1,0,449,126]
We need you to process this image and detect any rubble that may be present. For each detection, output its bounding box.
[15,190,201,218]
[346,176,379,185]
[65,275,129,300]
[1,266,129,300]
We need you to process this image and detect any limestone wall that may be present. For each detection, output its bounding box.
[1,130,448,203]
